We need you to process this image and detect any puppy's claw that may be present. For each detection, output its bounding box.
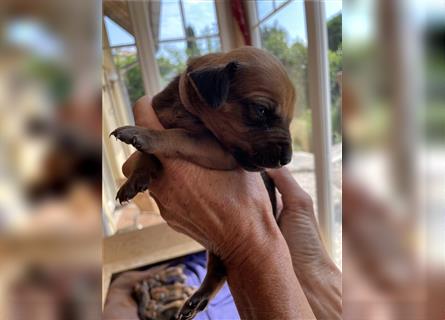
[115,172,151,204]
[109,126,155,154]
[176,295,209,320]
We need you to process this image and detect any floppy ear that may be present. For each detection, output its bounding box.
[188,61,238,109]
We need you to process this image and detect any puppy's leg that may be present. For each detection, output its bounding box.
[261,171,278,218]
[116,152,162,204]
[177,252,226,320]
[110,126,237,170]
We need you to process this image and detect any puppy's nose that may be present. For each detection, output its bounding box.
[280,146,292,166]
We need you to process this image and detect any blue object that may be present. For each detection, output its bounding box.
[170,251,239,320]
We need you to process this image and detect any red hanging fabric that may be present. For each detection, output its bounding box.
[230,0,251,46]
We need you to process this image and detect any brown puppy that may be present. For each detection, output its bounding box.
[111,46,295,320]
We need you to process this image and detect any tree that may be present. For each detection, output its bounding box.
[186,26,200,58]
[327,13,342,52]
[114,53,144,105]
[260,21,342,149]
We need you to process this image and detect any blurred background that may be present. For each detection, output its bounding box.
[342,0,445,319]
[0,0,101,319]
[0,0,444,319]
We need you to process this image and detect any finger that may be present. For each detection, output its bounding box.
[266,167,313,210]
[133,96,165,130]
[122,151,143,178]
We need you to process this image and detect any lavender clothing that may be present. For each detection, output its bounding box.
[171,252,239,320]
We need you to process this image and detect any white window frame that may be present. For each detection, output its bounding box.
[246,0,335,254]
[304,1,334,254]
[128,0,231,96]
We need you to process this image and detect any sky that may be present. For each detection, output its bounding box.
[6,19,64,59]
[105,0,342,47]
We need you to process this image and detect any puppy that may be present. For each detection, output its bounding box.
[111,46,295,320]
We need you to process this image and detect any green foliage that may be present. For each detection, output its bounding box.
[186,26,201,58]
[27,59,72,105]
[327,13,342,52]
[114,53,144,105]
[329,48,343,143]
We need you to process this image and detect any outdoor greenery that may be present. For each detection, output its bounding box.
[260,13,343,149]
[114,13,342,151]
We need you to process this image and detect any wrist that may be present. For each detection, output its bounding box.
[224,231,315,319]
[217,214,284,270]
[296,259,342,320]
[232,230,287,269]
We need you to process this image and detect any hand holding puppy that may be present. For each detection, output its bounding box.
[123,96,315,320]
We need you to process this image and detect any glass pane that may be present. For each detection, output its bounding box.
[257,1,274,21]
[104,16,135,47]
[159,0,185,40]
[326,9,342,145]
[182,0,219,37]
[260,0,307,45]
[195,37,221,55]
[111,45,144,105]
[275,0,289,7]
[156,41,188,87]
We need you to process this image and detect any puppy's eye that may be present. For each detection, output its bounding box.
[257,106,266,117]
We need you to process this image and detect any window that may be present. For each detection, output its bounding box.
[104,16,143,106]
[148,0,221,87]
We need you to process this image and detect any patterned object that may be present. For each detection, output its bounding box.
[133,265,194,320]
[133,252,239,320]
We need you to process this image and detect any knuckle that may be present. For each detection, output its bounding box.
[287,191,313,211]
[298,192,314,210]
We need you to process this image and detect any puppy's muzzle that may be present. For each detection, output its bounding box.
[255,142,292,168]
[234,142,292,171]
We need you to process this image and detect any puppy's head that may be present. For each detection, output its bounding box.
[183,47,296,171]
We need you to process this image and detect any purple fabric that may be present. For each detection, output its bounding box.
[171,252,239,320]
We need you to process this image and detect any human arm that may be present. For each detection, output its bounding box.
[268,168,342,320]
[123,96,315,319]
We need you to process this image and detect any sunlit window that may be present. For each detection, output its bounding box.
[104,16,142,105]
[148,0,221,87]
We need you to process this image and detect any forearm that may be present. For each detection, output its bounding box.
[296,259,342,320]
[225,232,315,320]
[279,205,342,320]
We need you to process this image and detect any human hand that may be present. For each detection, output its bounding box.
[121,97,315,319]
[268,167,342,320]
[103,268,161,320]
[103,266,193,320]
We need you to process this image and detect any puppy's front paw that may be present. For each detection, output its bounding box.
[116,171,151,204]
[176,292,209,320]
[110,126,156,153]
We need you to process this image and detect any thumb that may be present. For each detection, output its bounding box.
[267,167,313,211]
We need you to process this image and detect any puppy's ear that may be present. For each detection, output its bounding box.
[188,61,238,109]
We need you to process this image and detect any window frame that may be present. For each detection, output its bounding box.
[127,0,228,97]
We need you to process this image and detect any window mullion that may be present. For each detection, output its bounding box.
[178,0,188,40]
[304,0,334,256]
[127,1,161,96]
